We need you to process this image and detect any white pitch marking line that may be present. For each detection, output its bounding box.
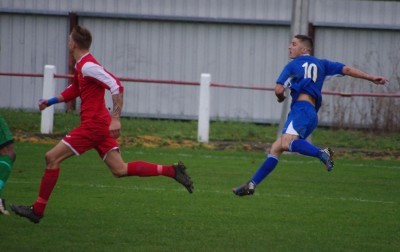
[126,151,400,169]
[9,181,396,204]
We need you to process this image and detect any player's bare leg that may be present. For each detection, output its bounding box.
[105,150,193,193]
[11,141,74,223]
[233,136,287,196]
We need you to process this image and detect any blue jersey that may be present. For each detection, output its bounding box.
[276,55,345,112]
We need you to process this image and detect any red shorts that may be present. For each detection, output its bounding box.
[62,124,119,160]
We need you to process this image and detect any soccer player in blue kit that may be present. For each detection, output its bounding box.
[233,34,388,196]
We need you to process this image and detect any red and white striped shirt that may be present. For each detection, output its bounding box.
[61,53,124,126]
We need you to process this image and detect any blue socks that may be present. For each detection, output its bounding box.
[289,139,321,157]
[250,140,322,186]
[251,154,279,185]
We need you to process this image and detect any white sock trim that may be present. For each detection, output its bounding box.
[157,165,163,175]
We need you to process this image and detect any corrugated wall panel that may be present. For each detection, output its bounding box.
[1,0,292,19]
[0,0,292,122]
[0,14,69,110]
[310,0,400,27]
[81,17,289,121]
[1,0,399,127]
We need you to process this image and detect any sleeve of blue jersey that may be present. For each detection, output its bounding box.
[323,60,346,76]
[276,64,292,85]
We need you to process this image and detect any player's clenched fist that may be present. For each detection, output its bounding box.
[38,97,59,111]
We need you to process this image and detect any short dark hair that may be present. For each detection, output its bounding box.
[294,34,313,51]
[71,25,92,50]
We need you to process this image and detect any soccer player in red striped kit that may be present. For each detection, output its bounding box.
[11,25,193,223]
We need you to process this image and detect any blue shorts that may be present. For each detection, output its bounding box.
[282,101,318,139]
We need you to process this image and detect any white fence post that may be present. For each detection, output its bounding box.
[40,65,56,134]
[197,73,211,143]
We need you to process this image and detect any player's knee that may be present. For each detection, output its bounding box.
[44,151,57,166]
[111,169,126,178]
[108,165,128,178]
[104,153,127,178]
[270,141,283,156]
[281,141,290,150]
[280,136,293,151]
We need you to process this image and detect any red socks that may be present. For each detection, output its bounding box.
[33,168,60,216]
[127,161,175,178]
[31,162,174,216]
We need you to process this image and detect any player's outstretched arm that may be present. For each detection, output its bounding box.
[109,92,123,139]
[342,66,388,85]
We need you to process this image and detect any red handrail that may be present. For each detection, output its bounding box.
[1,71,399,98]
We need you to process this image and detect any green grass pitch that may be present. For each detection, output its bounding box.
[1,142,399,251]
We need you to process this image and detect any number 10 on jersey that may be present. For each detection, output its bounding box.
[302,62,318,82]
